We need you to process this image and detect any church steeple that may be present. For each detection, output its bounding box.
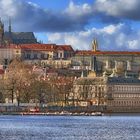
[92,38,98,52]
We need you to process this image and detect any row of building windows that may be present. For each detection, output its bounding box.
[42,61,70,68]
[25,53,49,59]
[113,94,140,98]
[109,100,140,106]
[109,86,140,92]
[74,85,105,93]
[25,52,73,60]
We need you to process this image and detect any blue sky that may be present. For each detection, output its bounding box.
[1,0,140,50]
[25,0,94,10]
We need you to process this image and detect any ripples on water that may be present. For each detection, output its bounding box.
[0,115,140,140]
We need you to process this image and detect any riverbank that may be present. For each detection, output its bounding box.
[0,111,103,116]
[1,111,140,116]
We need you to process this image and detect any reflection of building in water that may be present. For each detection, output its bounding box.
[71,39,140,78]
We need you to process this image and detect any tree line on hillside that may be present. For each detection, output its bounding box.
[0,59,74,107]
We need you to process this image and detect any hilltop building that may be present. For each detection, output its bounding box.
[0,43,74,69]
[0,18,37,46]
[71,39,140,78]
[70,39,140,112]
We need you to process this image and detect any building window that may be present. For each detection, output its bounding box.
[27,54,31,59]
[41,54,45,59]
[34,54,38,59]
[60,53,63,58]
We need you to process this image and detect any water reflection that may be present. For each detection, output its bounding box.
[0,116,140,140]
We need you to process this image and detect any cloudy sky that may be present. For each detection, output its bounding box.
[1,0,140,51]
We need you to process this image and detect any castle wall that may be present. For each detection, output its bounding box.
[71,54,140,73]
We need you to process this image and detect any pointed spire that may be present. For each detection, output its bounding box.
[92,38,98,52]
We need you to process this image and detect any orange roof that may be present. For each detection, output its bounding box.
[0,44,74,52]
[19,44,56,51]
[0,69,4,74]
[57,45,74,51]
[0,44,20,49]
[75,50,140,55]
[17,44,74,52]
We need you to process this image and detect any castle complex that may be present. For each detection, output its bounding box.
[72,38,140,78]
[0,19,140,113]
[0,18,140,78]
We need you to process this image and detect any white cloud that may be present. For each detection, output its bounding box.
[127,40,139,49]
[0,0,94,32]
[94,0,140,20]
[0,0,17,17]
[65,1,93,17]
[47,24,140,51]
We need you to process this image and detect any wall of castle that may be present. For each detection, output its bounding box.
[72,54,140,72]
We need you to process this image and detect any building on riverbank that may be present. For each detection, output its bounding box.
[106,77,140,113]
[70,76,140,113]
[69,77,106,107]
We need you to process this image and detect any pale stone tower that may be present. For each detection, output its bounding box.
[92,39,98,52]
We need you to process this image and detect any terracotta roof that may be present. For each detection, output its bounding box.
[15,44,74,52]
[0,44,74,52]
[0,44,20,49]
[57,45,74,51]
[0,69,4,74]
[75,50,140,55]
[8,44,21,49]
[19,44,56,51]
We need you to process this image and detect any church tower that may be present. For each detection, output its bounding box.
[92,38,98,52]
[0,18,4,46]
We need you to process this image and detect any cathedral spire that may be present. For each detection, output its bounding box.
[92,38,98,52]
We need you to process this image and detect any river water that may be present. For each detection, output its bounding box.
[0,115,140,140]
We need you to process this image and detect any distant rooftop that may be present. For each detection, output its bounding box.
[75,50,140,55]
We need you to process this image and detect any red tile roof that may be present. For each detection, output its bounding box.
[19,44,56,51]
[16,44,74,52]
[57,45,74,51]
[75,50,140,55]
[0,44,20,49]
[0,69,4,75]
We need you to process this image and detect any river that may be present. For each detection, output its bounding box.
[0,115,140,140]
